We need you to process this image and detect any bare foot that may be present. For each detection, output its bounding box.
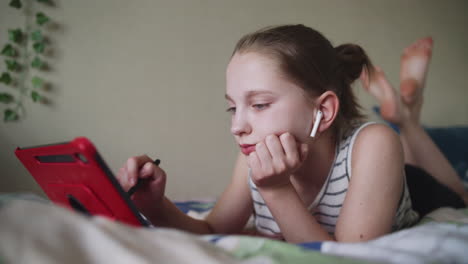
[399,37,433,116]
[360,66,402,125]
[361,38,433,126]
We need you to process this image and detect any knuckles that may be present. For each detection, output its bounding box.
[279,132,291,142]
[286,156,300,168]
[155,167,167,179]
[266,135,277,143]
[274,161,287,174]
[128,156,139,164]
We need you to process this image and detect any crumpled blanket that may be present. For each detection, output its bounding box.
[0,199,352,264]
[1,196,467,264]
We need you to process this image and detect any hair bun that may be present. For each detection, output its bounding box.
[334,44,371,84]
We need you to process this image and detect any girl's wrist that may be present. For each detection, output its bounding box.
[257,181,296,200]
[138,196,168,225]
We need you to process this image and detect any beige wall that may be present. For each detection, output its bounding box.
[1,0,467,200]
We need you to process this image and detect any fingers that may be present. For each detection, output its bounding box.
[247,152,261,174]
[126,155,153,184]
[131,163,166,196]
[117,167,132,191]
[280,133,300,167]
[117,155,156,191]
[139,161,156,179]
[250,133,308,178]
[300,143,308,162]
[255,137,275,170]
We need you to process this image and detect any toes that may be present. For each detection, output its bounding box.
[420,36,433,47]
[405,36,434,55]
[417,37,433,54]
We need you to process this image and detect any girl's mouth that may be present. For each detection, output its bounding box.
[240,144,256,155]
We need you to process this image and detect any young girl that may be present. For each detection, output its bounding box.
[117,24,467,243]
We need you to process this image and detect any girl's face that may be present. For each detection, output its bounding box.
[225,52,316,151]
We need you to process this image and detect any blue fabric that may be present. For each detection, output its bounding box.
[174,200,215,214]
[426,126,468,183]
[297,241,322,251]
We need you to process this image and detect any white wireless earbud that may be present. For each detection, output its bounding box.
[310,110,323,138]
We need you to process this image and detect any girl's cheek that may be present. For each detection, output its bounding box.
[258,120,298,140]
[254,110,308,140]
[282,121,311,143]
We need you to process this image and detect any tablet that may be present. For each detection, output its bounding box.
[15,137,152,227]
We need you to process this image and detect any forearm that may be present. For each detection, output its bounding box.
[259,184,334,243]
[145,196,214,234]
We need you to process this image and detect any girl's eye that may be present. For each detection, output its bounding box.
[226,107,236,114]
[253,103,269,110]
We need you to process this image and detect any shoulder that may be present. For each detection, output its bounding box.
[351,123,403,164]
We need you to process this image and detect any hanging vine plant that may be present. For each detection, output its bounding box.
[0,0,52,122]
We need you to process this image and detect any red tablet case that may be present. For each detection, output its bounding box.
[15,137,151,227]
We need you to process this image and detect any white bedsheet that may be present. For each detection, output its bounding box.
[1,199,467,264]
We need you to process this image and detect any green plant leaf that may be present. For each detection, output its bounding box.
[8,28,23,44]
[4,109,19,121]
[30,30,43,42]
[1,44,17,57]
[31,56,44,69]
[0,93,14,104]
[31,91,41,102]
[9,0,22,9]
[0,72,13,85]
[31,76,44,88]
[5,59,20,71]
[33,42,45,53]
[36,12,50,26]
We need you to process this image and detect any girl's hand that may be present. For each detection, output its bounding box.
[117,155,167,213]
[247,133,308,189]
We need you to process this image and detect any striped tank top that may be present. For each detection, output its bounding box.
[249,122,419,237]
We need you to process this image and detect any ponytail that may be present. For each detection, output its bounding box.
[334,44,373,85]
[332,43,374,136]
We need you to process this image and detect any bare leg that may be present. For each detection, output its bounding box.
[360,37,467,203]
[398,37,467,203]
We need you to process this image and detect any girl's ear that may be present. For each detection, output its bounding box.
[315,91,339,135]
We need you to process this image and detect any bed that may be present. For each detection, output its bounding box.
[0,193,467,264]
[1,125,467,264]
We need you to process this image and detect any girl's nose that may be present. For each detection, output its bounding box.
[231,113,251,136]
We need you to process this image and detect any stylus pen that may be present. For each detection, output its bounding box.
[127,159,160,196]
